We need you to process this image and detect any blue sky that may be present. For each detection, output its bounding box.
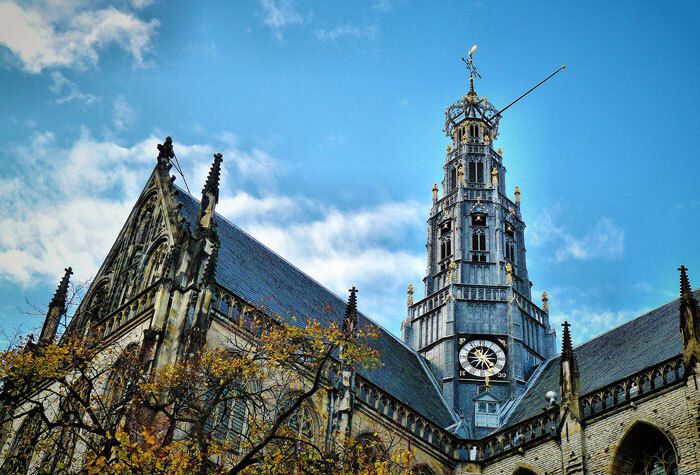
[1,0,699,346]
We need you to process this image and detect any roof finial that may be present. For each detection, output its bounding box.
[157,136,174,167]
[432,183,439,205]
[50,267,73,311]
[561,321,574,360]
[407,284,414,306]
[343,286,358,333]
[680,265,692,298]
[203,153,223,204]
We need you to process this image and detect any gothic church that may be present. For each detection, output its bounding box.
[2,66,700,475]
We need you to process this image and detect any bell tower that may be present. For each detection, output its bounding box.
[402,50,557,437]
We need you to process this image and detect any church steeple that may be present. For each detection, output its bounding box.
[38,267,72,345]
[404,49,557,435]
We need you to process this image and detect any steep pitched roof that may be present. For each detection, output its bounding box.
[177,190,457,428]
[503,292,688,427]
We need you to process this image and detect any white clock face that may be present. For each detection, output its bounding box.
[458,339,506,378]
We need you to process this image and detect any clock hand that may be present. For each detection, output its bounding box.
[475,350,494,369]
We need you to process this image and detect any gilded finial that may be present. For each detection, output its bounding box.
[447,144,452,153]
[541,291,549,313]
[514,186,521,204]
[491,167,499,188]
[407,284,414,306]
[449,259,457,283]
[497,147,503,156]
[432,183,439,204]
[483,133,490,145]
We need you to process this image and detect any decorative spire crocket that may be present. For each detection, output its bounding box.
[343,286,358,333]
[559,321,581,419]
[197,153,223,233]
[678,265,700,372]
[38,267,73,345]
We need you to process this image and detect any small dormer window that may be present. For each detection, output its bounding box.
[474,399,499,428]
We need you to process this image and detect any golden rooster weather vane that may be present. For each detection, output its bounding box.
[461,44,481,79]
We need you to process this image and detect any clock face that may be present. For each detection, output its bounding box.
[458,339,507,378]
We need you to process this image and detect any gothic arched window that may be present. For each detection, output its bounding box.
[471,213,486,226]
[513,469,538,475]
[287,402,316,441]
[467,161,484,183]
[353,433,385,469]
[612,422,678,475]
[505,239,515,262]
[413,465,436,475]
[142,241,169,288]
[3,411,43,473]
[440,236,452,261]
[103,343,141,427]
[472,230,486,251]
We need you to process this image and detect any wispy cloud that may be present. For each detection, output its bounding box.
[316,24,378,42]
[371,0,396,13]
[541,286,650,345]
[257,0,304,41]
[0,1,159,73]
[112,96,137,131]
[49,71,99,106]
[528,209,625,262]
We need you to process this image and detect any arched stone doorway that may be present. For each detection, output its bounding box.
[611,422,678,474]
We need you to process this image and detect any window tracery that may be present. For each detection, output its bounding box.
[612,422,678,475]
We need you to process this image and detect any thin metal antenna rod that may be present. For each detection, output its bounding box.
[496,64,567,117]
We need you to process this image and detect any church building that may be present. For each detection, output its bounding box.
[2,61,699,474]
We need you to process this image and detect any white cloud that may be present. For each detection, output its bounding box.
[113,96,137,131]
[528,209,625,262]
[316,24,378,42]
[49,71,99,106]
[371,0,395,12]
[0,1,159,73]
[258,0,303,41]
[239,202,424,326]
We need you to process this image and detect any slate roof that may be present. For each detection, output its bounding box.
[503,292,688,428]
[177,190,458,428]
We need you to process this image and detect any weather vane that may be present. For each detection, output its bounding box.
[461,44,481,79]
